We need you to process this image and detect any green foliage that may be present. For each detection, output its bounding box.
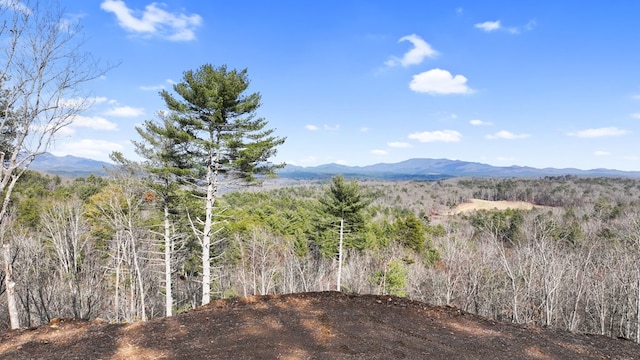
[315,175,375,257]
[66,175,108,201]
[373,258,408,297]
[467,208,524,243]
[393,212,426,252]
[16,197,41,228]
[159,63,286,182]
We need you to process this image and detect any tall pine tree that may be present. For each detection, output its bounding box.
[113,110,193,316]
[318,175,372,291]
[159,64,285,305]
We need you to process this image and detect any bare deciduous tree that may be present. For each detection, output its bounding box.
[0,0,111,328]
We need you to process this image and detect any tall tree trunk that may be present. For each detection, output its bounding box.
[337,218,344,291]
[636,276,640,343]
[202,168,214,305]
[130,238,146,321]
[164,205,173,317]
[3,243,20,329]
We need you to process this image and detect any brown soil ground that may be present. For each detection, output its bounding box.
[448,199,548,215]
[0,292,638,359]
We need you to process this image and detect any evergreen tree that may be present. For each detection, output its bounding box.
[112,110,193,316]
[318,175,373,291]
[159,64,285,305]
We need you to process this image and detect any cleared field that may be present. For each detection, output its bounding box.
[449,199,545,215]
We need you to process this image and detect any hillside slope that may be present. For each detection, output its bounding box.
[0,292,638,359]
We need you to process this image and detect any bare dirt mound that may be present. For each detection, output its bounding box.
[0,292,638,359]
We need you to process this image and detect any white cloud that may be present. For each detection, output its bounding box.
[388,142,412,148]
[55,126,76,137]
[408,130,462,143]
[104,106,144,117]
[470,119,492,126]
[567,127,629,138]
[335,159,349,165]
[475,19,536,34]
[524,20,537,31]
[632,113,640,119]
[360,127,370,133]
[594,150,610,156]
[385,34,437,67]
[305,124,339,131]
[486,130,530,140]
[475,21,501,32]
[100,0,202,41]
[371,149,388,155]
[409,68,474,95]
[52,139,124,162]
[71,115,118,130]
[288,156,318,166]
[140,84,165,91]
[58,96,109,108]
[140,79,175,91]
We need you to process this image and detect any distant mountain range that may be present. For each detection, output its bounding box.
[28,153,640,179]
[278,158,640,180]
[30,153,112,177]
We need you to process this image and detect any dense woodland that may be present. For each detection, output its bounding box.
[3,172,640,343]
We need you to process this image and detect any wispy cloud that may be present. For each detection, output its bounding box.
[408,130,462,143]
[388,142,412,148]
[100,0,202,41]
[324,124,340,131]
[71,115,118,131]
[371,149,388,155]
[594,150,610,156]
[59,96,109,108]
[567,127,629,138]
[632,113,640,119]
[140,79,176,91]
[52,139,124,162]
[287,156,321,166]
[140,84,165,91]
[475,21,501,32]
[470,119,492,126]
[360,127,370,133]
[385,34,437,67]
[475,19,536,34]
[104,106,144,117]
[486,130,530,140]
[305,124,319,131]
[409,68,474,95]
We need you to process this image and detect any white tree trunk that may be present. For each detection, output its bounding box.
[164,205,173,317]
[201,174,213,305]
[3,243,19,329]
[129,237,146,321]
[337,218,344,291]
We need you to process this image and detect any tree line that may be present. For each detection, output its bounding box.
[5,168,640,342]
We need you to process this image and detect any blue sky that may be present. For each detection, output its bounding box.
[46,1,640,171]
